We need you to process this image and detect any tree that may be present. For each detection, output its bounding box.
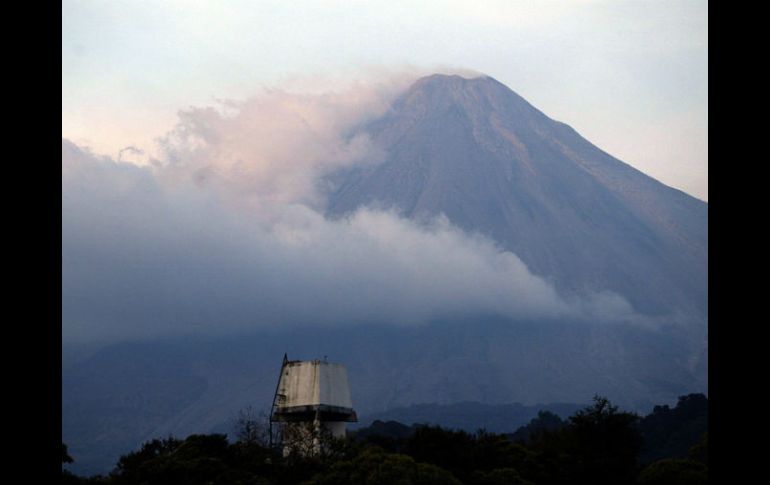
[111,436,183,483]
[61,442,82,484]
[281,420,351,462]
[637,393,708,465]
[471,467,534,485]
[637,458,707,485]
[232,405,270,446]
[688,432,707,466]
[62,442,74,464]
[510,410,566,444]
[307,446,461,485]
[403,425,477,481]
[565,396,642,485]
[109,434,250,485]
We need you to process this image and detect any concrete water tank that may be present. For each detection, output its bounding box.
[270,355,357,455]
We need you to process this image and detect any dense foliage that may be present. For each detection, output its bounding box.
[62,394,707,484]
[637,393,708,465]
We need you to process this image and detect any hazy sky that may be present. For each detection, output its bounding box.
[62,0,707,200]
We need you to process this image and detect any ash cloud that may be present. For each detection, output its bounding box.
[62,78,640,343]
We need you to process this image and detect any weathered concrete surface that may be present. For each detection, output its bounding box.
[277,360,354,410]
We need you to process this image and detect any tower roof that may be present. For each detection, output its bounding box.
[272,358,356,422]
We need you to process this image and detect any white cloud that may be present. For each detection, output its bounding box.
[63,74,663,343]
[63,100,640,343]
[151,77,414,212]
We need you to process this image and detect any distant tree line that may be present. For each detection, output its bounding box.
[62,394,707,484]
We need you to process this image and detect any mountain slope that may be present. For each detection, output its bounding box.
[327,74,707,323]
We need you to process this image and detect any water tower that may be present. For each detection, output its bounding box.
[269,354,357,456]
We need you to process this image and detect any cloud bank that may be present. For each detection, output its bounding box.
[62,80,638,343]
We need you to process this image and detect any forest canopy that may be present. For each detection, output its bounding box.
[62,394,708,485]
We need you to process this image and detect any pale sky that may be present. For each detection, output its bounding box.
[62,0,708,201]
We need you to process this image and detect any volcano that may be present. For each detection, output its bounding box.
[327,74,707,325]
[62,73,708,475]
